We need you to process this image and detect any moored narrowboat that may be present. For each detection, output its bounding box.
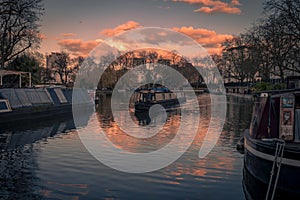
[134,87,186,112]
[244,88,300,199]
[0,87,93,124]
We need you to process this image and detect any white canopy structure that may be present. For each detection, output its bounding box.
[0,70,32,88]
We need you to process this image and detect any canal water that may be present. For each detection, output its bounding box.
[0,94,253,200]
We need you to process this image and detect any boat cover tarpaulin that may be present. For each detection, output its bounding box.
[0,88,91,109]
[24,88,53,104]
[14,89,32,107]
[0,89,24,108]
[0,88,54,108]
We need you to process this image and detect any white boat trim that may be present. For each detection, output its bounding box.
[245,139,300,167]
[0,99,12,113]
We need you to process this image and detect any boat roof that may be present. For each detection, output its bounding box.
[271,91,300,98]
[135,87,171,93]
[253,88,300,97]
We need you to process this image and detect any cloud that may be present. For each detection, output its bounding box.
[194,5,240,14]
[61,33,77,37]
[101,21,142,37]
[57,39,102,57]
[157,5,171,10]
[173,0,241,14]
[173,26,233,53]
[38,33,47,40]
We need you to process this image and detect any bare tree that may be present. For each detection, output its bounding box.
[0,0,44,68]
[147,50,158,63]
[169,50,182,65]
[262,15,295,82]
[245,25,274,82]
[265,0,300,39]
[222,36,258,84]
[117,51,134,69]
[52,51,82,85]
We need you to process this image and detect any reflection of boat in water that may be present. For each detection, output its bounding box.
[243,88,300,199]
[134,87,186,112]
[134,107,180,126]
[0,114,91,199]
[0,113,91,149]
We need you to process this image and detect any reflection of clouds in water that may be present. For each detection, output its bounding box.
[74,27,226,173]
[96,109,180,153]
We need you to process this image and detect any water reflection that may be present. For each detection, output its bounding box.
[0,117,87,200]
[95,94,252,178]
[0,94,254,199]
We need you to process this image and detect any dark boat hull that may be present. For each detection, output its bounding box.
[0,103,93,124]
[244,130,300,199]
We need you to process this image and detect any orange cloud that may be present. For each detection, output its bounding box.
[101,21,142,37]
[57,39,102,57]
[173,0,241,14]
[61,33,77,37]
[38,33,47,40]
[173,26,233,53]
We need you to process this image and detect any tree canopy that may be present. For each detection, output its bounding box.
[0,0,44,68]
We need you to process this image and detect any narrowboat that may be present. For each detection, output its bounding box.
[134,87,186,112]
[0,87,93,124]
[243,86,300,199]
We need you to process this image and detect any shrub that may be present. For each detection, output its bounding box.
[253,82,286,91]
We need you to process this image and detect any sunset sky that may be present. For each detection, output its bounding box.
[40,0,265,57]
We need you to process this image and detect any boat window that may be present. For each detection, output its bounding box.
[142,93,147,102]
[282,96,294,108]
[156,93,163,101]
[164,93,169,100]
[0,99,12,113]
[147,93,152,101]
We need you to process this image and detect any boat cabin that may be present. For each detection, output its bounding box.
[250,90,300,142]
[137,90,184,103]
[134,88,186,111]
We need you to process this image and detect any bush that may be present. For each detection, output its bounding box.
[253,82,286,91]
[273,83,286,90]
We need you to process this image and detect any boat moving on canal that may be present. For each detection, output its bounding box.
[134,87,186,112]
[243,79,300,199]
[0,87,93,124]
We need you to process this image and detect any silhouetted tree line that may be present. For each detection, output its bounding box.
[2,0,298,88]
[213,0,300,84]
[95,49,204,90]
